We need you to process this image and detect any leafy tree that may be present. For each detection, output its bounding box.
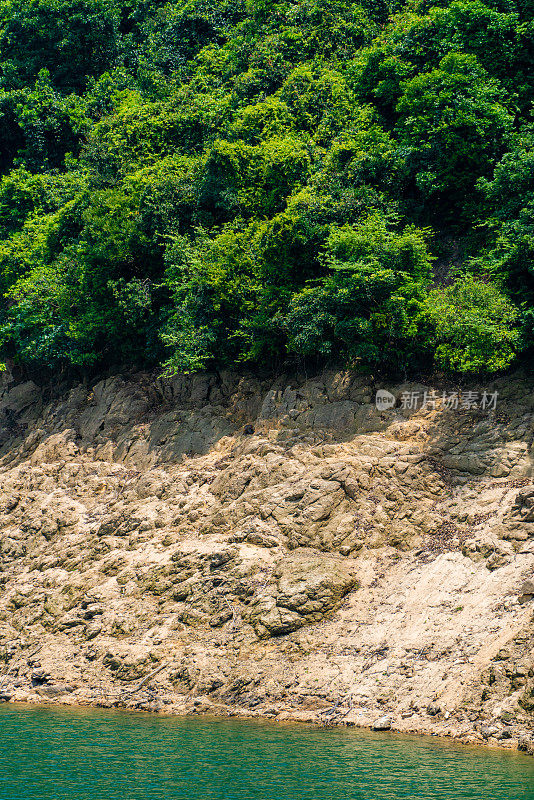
[161,226,259,372]
[476,131,534,343]
[395,53,513,215]
[0,0,121,92]
[426,274,520,373]
[283,214,433,374]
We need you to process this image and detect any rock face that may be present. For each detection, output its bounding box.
[1,368,534,749]
[247,550,357,638]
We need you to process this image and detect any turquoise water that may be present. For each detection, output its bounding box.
[0,705,534,799]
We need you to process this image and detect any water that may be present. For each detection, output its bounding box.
[0,705,534,800]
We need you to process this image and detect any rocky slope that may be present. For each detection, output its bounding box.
[1,367,534,752]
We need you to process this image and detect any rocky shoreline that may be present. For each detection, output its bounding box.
[1,368,534,755]
[1,696,533,757]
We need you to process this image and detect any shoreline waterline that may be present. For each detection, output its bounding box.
[0,696,531,758]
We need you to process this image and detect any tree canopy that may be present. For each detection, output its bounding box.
[0,0,532,378]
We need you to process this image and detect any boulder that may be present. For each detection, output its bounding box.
[247,550,357,638]
[518,579,534,603]
[372,716,392,731]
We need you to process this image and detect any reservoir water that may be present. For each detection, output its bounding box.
[0,704,533,799]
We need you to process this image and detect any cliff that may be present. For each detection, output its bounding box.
[1,368,534,752]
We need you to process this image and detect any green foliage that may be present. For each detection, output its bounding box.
[0,0,530,376]
[426,275,521,373]
[283,214,432,372]
[161,226,259,371]
[395,53,513,211]
[474,132,534,345]
[0,0,121,92]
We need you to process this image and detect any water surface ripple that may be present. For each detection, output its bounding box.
[1,705,534,799]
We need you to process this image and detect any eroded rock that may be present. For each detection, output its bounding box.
[0,369,533,750]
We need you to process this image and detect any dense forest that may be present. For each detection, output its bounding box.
[0,0,532,379]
